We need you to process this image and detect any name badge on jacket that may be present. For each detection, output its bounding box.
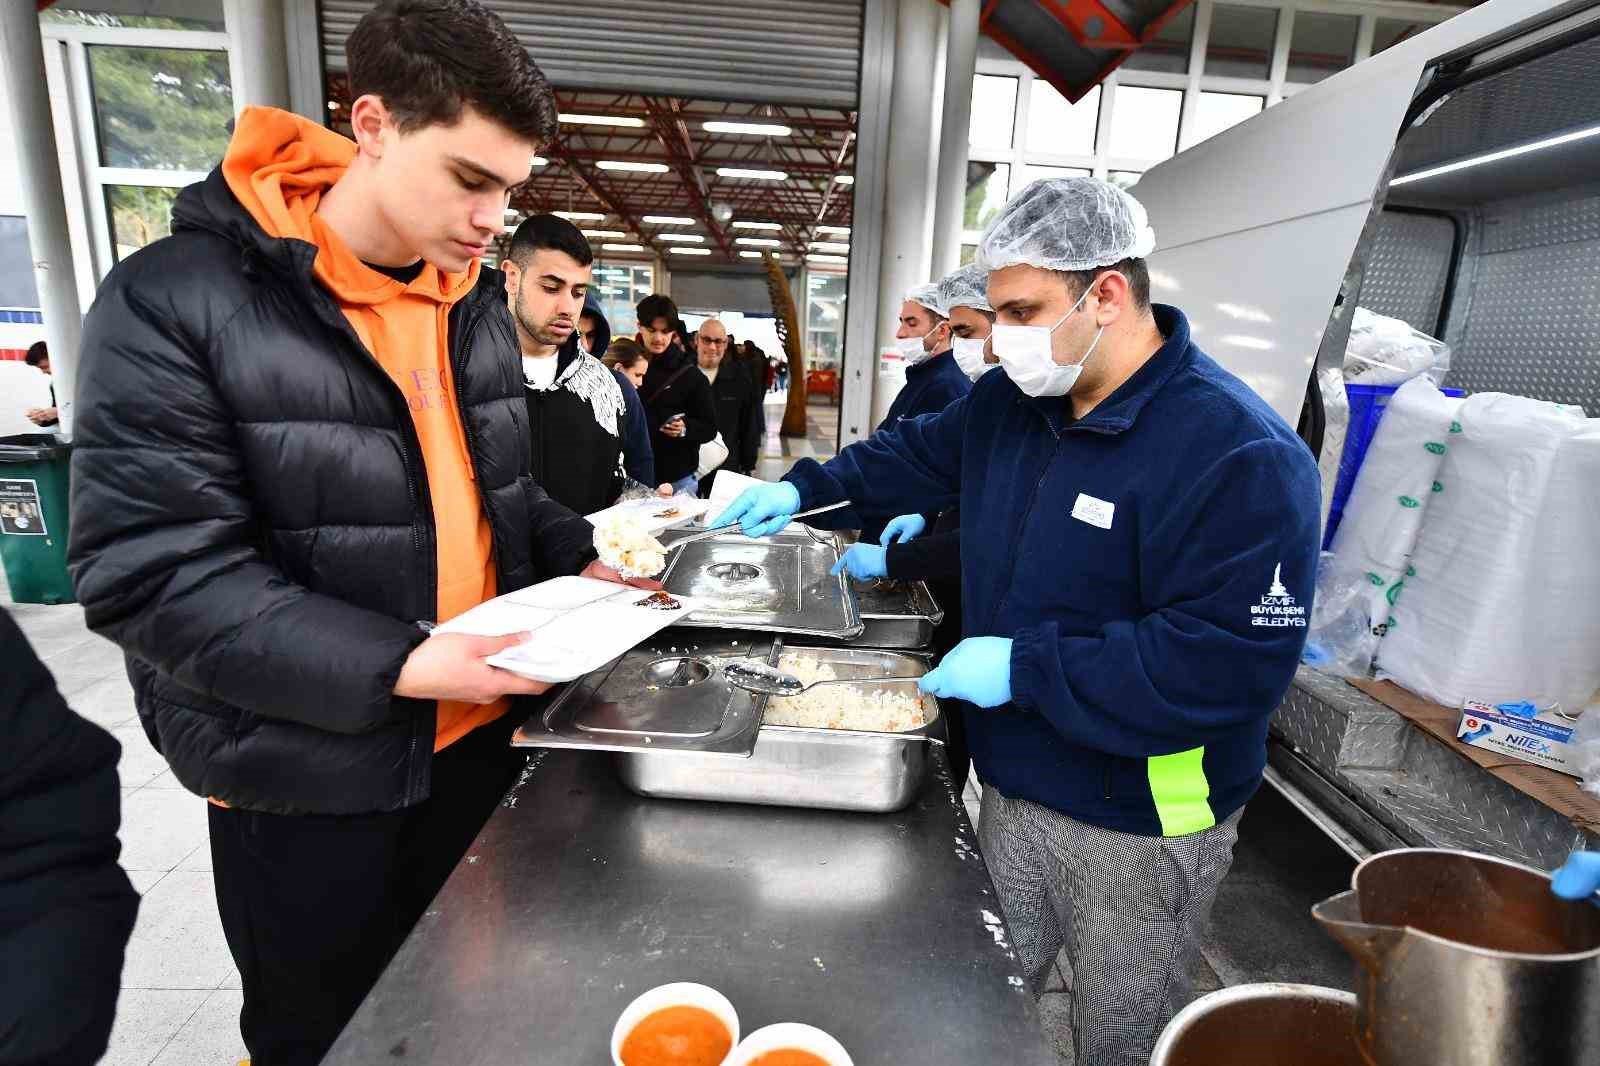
[1071,493,1115,530]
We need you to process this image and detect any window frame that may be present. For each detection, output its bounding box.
[968,0,1463,200]
[41,19,234,280]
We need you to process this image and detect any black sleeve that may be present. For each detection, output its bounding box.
[616,374,657,485]
[738,377,762,471]
[522,476,597,575]
[68,277,428,736]
[0,609,139,1066]
[681,372,719,447]
[885,529,962,583]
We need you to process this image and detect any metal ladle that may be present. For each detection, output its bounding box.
[723,658,924,697]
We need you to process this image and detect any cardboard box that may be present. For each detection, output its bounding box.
[1456,700,1581,778]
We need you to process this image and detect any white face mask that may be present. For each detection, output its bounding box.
[894,321,942,365]
[989,284,1104,398]
[951,336,992,381]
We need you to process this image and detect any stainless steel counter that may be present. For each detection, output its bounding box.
[323,744,1059,1065]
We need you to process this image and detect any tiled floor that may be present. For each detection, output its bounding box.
[5,398,1355,1064]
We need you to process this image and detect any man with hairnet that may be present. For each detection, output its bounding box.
[716,177,1321,1065]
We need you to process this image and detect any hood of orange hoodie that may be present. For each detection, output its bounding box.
[212,105,477,308]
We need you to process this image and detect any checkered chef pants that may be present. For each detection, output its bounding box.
[978,787,1241,1066]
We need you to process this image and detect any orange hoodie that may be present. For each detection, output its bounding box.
[224,106,505,753]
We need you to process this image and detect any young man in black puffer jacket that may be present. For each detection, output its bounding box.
[635,293,719,494]
[67,3,647,1063]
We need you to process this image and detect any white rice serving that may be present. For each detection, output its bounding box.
[762,653,927,733]
[593,514,668,579]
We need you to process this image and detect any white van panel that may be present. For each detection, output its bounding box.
[1132,0,1566,425]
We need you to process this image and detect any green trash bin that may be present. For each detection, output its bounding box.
[0,433,75,604]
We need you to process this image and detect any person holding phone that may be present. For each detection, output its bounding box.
[635,293,717,495]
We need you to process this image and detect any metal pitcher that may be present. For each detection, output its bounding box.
[1312,848,1600,1066]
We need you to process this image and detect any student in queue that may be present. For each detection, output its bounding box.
[831,261,996,793]
[504,214,656,510]
[635,293,718,495]
[715,176,1322,1066]
[66,3,650,1062]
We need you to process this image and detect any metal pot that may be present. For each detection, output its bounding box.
[1150,983,1362,1066]
[1313,848,1600,1066]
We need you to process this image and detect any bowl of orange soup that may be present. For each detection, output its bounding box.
[612,983,740,1066]
[726,1023,853,1066]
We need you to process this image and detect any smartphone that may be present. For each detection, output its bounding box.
[660,412,685,430]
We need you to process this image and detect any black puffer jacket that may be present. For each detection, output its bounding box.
[67,169,594,816]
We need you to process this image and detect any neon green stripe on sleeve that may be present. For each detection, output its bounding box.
[1147,746,1216,836]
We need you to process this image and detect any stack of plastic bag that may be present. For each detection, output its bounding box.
[1343,307,1451,386]
[1308,378,1462,676]
[1315,365,1349,536]
[1376,394,1600,711]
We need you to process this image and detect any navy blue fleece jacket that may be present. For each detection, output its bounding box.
[784,307,1320,836]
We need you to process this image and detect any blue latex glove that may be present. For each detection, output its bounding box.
[831,543,888,581]
[918,636,1014,708]
[1551,851,1600,901]
[880,513,927,546]
[712,481,801,539]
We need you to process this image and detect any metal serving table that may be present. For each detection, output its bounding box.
[322,744,1058,1066]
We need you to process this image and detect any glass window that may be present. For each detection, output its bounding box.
[1108,171,1143,190]
[968,75,1019,152]
[963,162,1010,236]
[88,46,233,171]
[1123,4,1195,74]
[1106,87,1181,164]
[107,184,178,262]
[1180,92,1264,151]
[806,271,847,369]
[43,0,225,31]
[1372,18,1429,56]
[960,245,977,266]
[1205,5,1278,80]
[1288,12,1359,83]
[1025,83,1099,157]
[1016,165,1090,195]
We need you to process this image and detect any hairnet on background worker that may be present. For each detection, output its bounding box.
[938,263,995,381]
[974,176,1156,273]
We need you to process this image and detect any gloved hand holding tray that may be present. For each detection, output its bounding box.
[433,575,702,683]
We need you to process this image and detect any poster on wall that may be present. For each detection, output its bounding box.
[0,478,47,536]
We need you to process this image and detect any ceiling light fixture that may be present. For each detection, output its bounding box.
[732,221,783,230]
[669,247,712,255]
[641,215,696,226]
[581,229,627,239]
[554,211,608,221]
[834,175,854,185]
[738,251,766,258]
[815,225,850,236]
[807,253,848,264]
[559,113,645,128]
[717,167,788,181]
[703,121,793,137]
[810,242,849,253]
[596,160,670,173]
[657,233,705,243]
[735,237,781,247]
[1391,122,1600,186]
[529,156,548,166]
[601,243,645,252]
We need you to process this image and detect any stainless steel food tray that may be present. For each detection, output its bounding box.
[658,527,863,640]
[615,644,943,814]
[842,577,944,650]
[511,635,777,757]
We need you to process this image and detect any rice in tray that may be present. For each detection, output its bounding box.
[593,513,668,579]
[763,653,927,733]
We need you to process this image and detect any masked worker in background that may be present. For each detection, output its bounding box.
[717,176,1322,1066]
[832,261,995,794]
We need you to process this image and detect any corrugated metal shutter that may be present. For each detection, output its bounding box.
[321,0,864,108]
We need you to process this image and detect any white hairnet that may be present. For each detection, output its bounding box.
[904,281,948,318]
[937,263,993,313]
[974,176,1156,274]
